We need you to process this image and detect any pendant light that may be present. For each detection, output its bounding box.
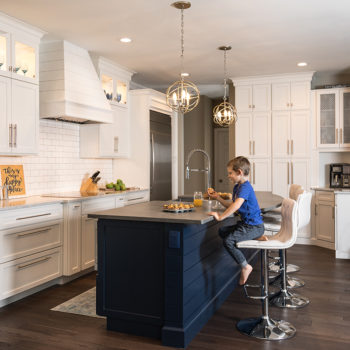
[166,2,200,114]
[213,46,237,127]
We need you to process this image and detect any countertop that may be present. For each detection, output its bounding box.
[0,189,149,210]
[312,187,350,193]
[88,200,226,224]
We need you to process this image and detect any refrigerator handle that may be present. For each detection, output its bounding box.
[151,133,155,190]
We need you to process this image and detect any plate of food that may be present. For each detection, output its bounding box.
[163,202,195,213]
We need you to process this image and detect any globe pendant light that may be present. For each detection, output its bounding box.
[213,46,237,127]
[166,2,200,114]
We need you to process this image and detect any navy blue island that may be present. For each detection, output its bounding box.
[88,200,259,348]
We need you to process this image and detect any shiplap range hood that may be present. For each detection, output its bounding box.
[39,40,113,123]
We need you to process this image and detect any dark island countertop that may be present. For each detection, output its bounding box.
[88,200,225,224]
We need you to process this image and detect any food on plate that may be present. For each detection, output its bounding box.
[207,187,214,194]
[217,192,232,200]
[163,202,194,212]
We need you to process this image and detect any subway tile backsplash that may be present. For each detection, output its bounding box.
[0,120,113,195]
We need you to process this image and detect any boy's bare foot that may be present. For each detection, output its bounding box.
[239,264,253,285]
[255,235,268,241]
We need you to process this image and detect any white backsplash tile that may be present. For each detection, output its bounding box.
[0,120,113,195]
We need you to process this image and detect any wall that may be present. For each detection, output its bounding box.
[312,70,350,89]
[184,95,213,194]
[0,120,113,196]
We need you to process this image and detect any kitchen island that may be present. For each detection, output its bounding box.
[89,201,258,348]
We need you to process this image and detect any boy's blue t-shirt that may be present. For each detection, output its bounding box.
[232,181,263,225]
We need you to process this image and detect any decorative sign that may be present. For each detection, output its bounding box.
[0,165,26,196]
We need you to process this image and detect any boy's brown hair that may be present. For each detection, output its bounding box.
[227,156,250,176]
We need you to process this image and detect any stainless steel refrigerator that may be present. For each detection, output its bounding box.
[150,111,172,200]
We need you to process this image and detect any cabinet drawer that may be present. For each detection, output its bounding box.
[0,220,62,264]
[0,204,63,230]
[0,247,62,300]
[125,191,149,206]
[315,191,334,203]
[115,195,125,208]
[82,197,116,215]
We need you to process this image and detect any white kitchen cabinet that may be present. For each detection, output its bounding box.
[80,104,130,158]
[315,190,335,244]
[124,190,150,206]
[272,81,310,111]
[335,193,350,258]
[272,110,310,158]
[316,88,350,149]
[249,158,271,191]
[235,112,271,158]
[235,84,270,112]
[81,215,96,270]
[272,158,310,198]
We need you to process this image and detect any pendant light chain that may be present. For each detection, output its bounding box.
[223,48,227,102]
[181,7,184,74]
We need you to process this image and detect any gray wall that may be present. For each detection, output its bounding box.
[184,95,213,194]
[312,70,350,89]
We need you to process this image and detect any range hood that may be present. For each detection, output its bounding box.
[39,40,113,124]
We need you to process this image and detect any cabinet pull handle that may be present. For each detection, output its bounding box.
[128,197,143,201]
[291,162,293,184]
[74,205,80,209]
[9,66,12,72]
[252,104,255,108]
[253,140,255,155]
[332,206,335,219]
[287,103,289,107]
[16,213,51,221]
[13,124,17,148]
[17,228,50,238]
[291,102,293,107]
[9,124,12,147]
[253,163,256,184]
[315,204,317,216]
[287,162,289,184]
[340,128,343,144]
[249,104,251,108]
[17,256,51,270]
[291,139,293,155]
[287,140,289,155]
[336,128,338,144]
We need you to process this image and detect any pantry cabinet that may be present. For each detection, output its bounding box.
[316,88,350,149]
[249,158,271,191]
[235,84,271,112]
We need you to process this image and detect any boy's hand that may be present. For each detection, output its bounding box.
[207,188,219,200]
[208,211,221,221]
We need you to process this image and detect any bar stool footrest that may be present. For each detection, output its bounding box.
[243,284,267,300]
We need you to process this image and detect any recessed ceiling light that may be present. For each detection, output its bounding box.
[120,37,132,43]
[181,72,190,77]
[297,62,307,67]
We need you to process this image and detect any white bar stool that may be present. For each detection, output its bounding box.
[236,198,297,340]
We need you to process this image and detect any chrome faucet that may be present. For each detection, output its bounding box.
[185,149,211,190]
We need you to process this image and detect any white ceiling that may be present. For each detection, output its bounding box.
[1,0,350,97]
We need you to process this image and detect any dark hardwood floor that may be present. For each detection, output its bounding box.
[0,244,349,350]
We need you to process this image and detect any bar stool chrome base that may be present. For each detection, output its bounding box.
[237,316,296,340]
[270,273,305,289]
[269,262,300,274]
[270,289,310,309]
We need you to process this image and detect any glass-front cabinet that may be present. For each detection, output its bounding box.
[317,88,350,149]
[0,28,38,83]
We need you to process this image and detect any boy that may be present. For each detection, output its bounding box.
[208,156,265,285]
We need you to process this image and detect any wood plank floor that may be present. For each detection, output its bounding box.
[0,244,349,350]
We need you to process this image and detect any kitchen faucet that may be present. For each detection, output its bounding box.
[185,149,211,190]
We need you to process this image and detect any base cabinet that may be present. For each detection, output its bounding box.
[315,190,335,244]
[81,215,97,270]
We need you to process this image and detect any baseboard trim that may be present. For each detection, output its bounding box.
[58,267,95,285]
[296,237,312,245]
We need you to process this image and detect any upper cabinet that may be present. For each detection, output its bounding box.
[235,83,271,112]
[91,55,134,108]
[316,88,350,149]
[0,13,44,156]
[272,81,310,111]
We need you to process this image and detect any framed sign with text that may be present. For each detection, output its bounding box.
[0,165,26,197]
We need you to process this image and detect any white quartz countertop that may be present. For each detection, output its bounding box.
[0,189,149,210]
[312,187,350,193]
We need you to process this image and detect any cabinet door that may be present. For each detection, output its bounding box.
[340,89,350,147]
[290,81,310,110]
[65,203,82,276]
[272,82,290,110]
[251,112,270,158]
[252,84,271,111]
[81,216,96,270]
[113,106,130,157]
[98,122,115,157]
[0,76,11,153]
[290,110,310,157]
[272,111,289,158]
[291,159,310,190]
[317,90,339,148]
[235,113,251,156]
[11,34,38,84]
[0,31,11,79]
[315,202,335,242]
[272,159,290,198]
[11,79,38,154]
[235,85,252,112]
[251,158,271,191]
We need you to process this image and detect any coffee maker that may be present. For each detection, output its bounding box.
[330,163,350,188]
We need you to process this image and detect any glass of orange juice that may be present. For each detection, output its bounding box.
[193,191,203,207]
